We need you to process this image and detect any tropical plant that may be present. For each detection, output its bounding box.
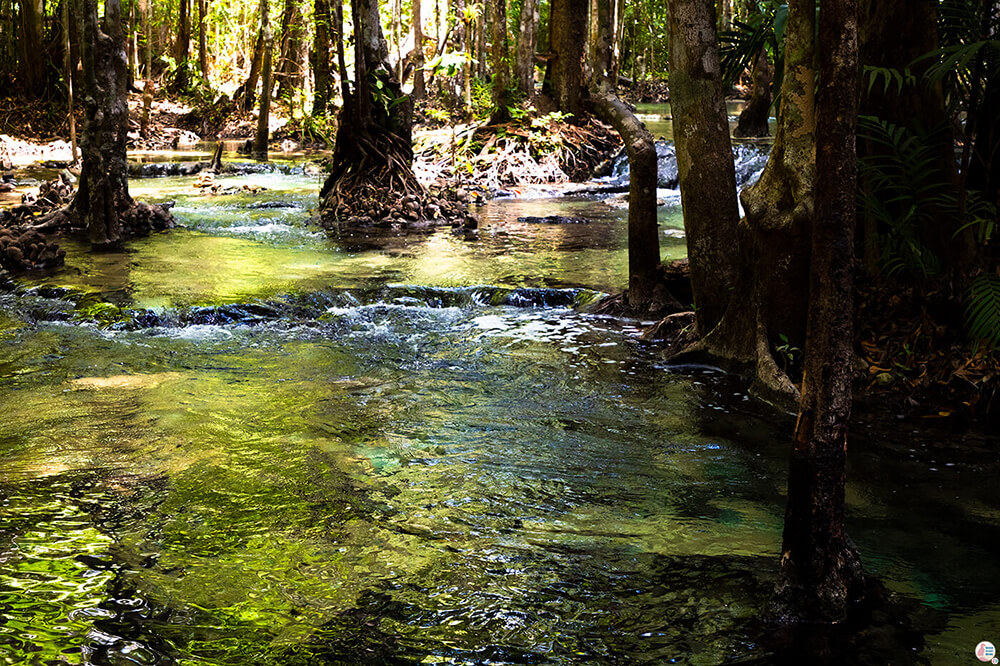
[966,273,1000,349]
[719,2,787,107]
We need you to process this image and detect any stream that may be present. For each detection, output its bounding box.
[1,146,999,664]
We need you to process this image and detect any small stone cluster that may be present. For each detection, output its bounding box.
[322,186,482,231]
[0,227,65,271]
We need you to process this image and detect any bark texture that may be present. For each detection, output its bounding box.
[173,0,191,90]
[254,2,273,161]
[412,0,426,98]
[67,0,174,248]
[319,0,420,216]
[549,0,588,118]
[489,0,511,123]
[18,0,45,96]
[770,0,865,625]
[313,0,332,113]
[667,0,740,333]
[688,0,815,407]
[515,0,538,96]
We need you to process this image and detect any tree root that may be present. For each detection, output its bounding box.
[672,312,800,410]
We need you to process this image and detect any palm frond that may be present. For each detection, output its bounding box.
[967,274,1000,349]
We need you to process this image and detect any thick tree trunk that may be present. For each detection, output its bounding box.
[488,0,510,123]
[18,0,45,96]
[412,0,426,98]
[313,0,332,113]
[254,3,273,161]
[687,0,815,407]
[476,5,487,78]
[667,0,740,333]
[68,0,174,248]
[587,0,610,82]
[770,0,864,625]
[174,0,191,90]
[319,0,420,218]
[514,0,537,96]
[198,0,208,81]
[734,48,770,138]
[549,0,588,118]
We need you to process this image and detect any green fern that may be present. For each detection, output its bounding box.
[967,274,1000,349]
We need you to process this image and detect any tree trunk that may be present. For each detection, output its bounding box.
[334,0,349,103]
[720,0,732,30]
[515,0,537,96]
[667,0,740,333]
[313,0,332,113]
[319,0,421,218]
[198,0,208,82]
[770,0,864,625]
[254,1,273,160]
[237,4,266,111]
[276,0,305,100]
[587,0,670,314]
[69,0,174,248]
[488,0,510,123]
[687,0,815,407]
[476,5,487,78]
[174,0,191,90]
[549,0,587,118]
[611,0,625,82]
[63,0,78,161]
[18,0,45,96]
[141,0,153,136]
[412,0,426,98]
[734,48,771,137]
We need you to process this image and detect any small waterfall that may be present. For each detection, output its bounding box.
[603,140,771,190]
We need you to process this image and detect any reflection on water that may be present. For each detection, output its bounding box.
[1,163,998,664]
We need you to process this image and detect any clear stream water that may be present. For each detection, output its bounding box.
[1,151,998,665]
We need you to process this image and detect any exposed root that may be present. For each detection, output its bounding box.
[412,117,620,193]
[0,226,65,272]
[319,183,478,231]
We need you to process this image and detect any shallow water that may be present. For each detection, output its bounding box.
[2,160,999,664]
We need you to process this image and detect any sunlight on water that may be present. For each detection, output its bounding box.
[2,162,999,664]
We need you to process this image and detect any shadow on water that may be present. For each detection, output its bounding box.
[1,154,998,664]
